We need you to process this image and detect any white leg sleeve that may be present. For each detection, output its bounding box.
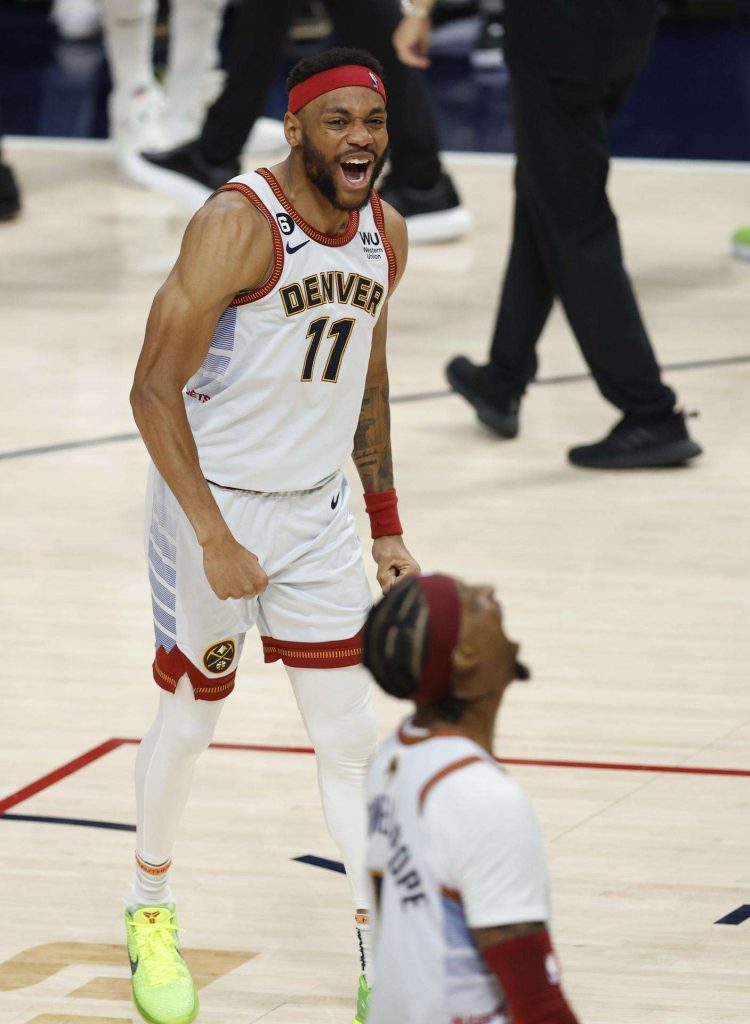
[100,0,158,92]
[287,665,378,911]
[135,677,225,864]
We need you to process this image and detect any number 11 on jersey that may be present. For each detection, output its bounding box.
[301,317,356,383]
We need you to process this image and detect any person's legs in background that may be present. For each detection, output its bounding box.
[196,0,294,164]
[448,29,701,467]
[325,0,471,242]
[101,0,163,174]
[126,0,293,204]
[130,0,471,240]
[446,162,555,437]
[162,0,230,148]
[50,0,101,42]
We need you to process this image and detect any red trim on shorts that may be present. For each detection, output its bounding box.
[257,167,360,247]
[216,182,284,303]
[418,755,483,812]
[260,631,364,668]
[370,191,397,293]
[153,645,237,701]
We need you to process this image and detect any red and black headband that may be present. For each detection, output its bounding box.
[412,574,462,706]
[288,64,387,115]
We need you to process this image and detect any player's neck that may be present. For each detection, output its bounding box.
[458,699,500,756]
[271,156,353,237]
[413,697,501,756]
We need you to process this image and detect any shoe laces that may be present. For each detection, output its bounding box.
[129,916,185,985]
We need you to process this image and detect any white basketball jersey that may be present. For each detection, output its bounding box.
[366,719,550,1024]
[183,168,395,492]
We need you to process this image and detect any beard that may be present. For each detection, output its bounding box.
[301,134,389,212]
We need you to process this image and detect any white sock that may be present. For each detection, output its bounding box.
[127,859,175,910]
[101,0,158,94]
[356,909,375,986]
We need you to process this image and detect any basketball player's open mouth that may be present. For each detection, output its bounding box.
[339,158,373,189]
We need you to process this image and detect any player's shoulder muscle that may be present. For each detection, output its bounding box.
[172,191,274,306]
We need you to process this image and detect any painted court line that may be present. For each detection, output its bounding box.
[293,854,346,875]
[2,354,748,463]
[0,739,123,815]
[0,738,747,821]
[0,812,135,832]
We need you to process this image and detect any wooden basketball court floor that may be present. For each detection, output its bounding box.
[0,140,748,1024]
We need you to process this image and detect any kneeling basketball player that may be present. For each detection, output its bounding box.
[363,575,581,1024]
[126,47,418,1024]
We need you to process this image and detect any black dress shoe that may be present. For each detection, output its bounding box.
[445,356,520,438]
[0,162,21,221]
[568,410,703,469]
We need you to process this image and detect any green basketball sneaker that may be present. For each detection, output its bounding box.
[125,905,198,1024]
[353,973,371,1024]
[732,226,750,262]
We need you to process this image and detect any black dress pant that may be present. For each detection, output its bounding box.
[490,6,675,416]
[199,0,441,188]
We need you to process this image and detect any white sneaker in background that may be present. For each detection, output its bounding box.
[51,0,101,40]
[109,83,166,180]
[243,117,287,155]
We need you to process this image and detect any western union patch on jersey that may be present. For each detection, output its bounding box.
[203,639,236,674]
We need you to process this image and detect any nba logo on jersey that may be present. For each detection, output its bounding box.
[369,71,379,90]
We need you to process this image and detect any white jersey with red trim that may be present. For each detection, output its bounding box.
[183,167,395,492]
[365,718,550,1024]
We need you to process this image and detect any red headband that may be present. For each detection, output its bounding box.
[288,65,387,115]
[413,575,462,706]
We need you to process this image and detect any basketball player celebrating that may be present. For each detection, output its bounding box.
[363,575,581,1024]
[126,48,418,1024]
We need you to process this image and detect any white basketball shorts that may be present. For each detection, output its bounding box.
[145,465,372,700]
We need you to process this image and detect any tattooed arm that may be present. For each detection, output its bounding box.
[353,304,420,592]
[353,308,394,493]
[353,197,408,494]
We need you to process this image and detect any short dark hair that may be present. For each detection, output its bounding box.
[286,47,385,95]
[363,580,470,723]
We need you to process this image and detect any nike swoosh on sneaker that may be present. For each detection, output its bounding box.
[331,492,340,509]
[129,955,139,975]
[286,239,311,254]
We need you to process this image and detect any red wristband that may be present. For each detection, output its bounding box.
[364,488,403,539]
[481,929,579,1024]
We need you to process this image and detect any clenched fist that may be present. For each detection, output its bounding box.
[372,536,421,594]
[202,531,268,600]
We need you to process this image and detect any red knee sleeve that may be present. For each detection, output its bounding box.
[481,929,579,1024]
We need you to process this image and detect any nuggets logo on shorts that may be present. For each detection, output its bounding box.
[203,640,236,674]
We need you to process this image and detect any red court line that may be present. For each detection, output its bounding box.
[0,739,125,815]
[116,738,317,755]
[120,738,750,776]
[2,738,748,818]
[500,756,750,777]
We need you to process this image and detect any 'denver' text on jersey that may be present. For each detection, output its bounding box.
[281,271,386,319]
